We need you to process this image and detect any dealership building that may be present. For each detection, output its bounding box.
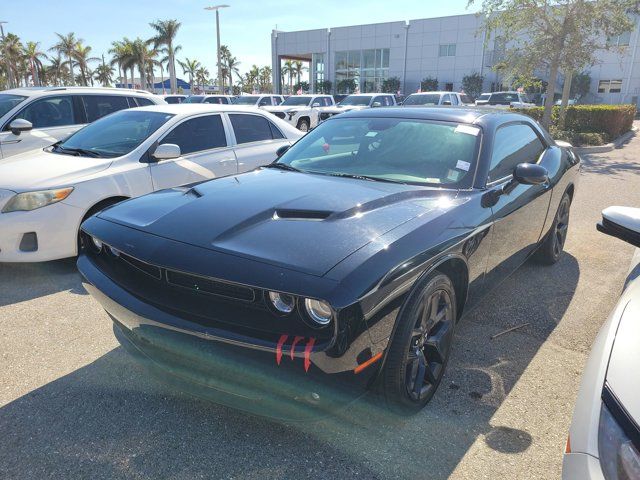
[271,13,639,104]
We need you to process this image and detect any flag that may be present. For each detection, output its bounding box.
[297,87,302,95]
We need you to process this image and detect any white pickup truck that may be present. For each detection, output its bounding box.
[263,95,335,131]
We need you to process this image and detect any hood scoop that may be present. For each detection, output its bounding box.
[273,209,332,221]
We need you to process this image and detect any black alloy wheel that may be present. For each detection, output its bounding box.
[382,271,457,413]
[535,192,571,265]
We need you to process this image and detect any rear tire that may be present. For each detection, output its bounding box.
[296,118,310,132]
[382,271,457,414]
[534,193,571,265]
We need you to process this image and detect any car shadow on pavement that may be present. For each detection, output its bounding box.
[0,254,580,480]
[0,259,85,307]
[579,153,640,177]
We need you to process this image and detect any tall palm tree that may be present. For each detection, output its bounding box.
[259,66,272,92]
[130,38,154,90]
[225,55,240,93]
[74,43,99,86]
[94,56,114,86]
[1,33,24,88]
[50,32,80,85]
[196,66,209,92]
[179,57,200,92]
[109,39,134,88]
[282,60,295,94]
[293,60,307,88]
[148,19,181,94]
[24,41,46,86]
[46,55,69,86]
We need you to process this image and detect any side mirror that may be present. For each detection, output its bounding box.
[597,206,640,248]
[442,100,452,106]
[513,163,549,185]
[371,101,382,107]
[9,119,33,135]
[312,102,321,107]
[152,143,181,160]
[276,145,290,158]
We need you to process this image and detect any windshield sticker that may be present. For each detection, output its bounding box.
[447,169,461,181]
[456,160,471,171]
[454,124,480,136]
[365,131,378,137]
[424,177,441,183]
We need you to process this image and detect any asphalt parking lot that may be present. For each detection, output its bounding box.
[2,131,640,480]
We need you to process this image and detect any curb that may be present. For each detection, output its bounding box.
[573,127,637,155]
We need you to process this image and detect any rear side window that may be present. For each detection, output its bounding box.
[164,96,183,104]
[10,95,76,129]
[229,114,282,144]
[162,115,227,155]
[489,123,546,182]
[134,97,154,107]
[272,96,283,105]
[81,95,130,122]
[258,97,271,106]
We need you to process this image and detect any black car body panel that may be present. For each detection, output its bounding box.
[78,107,580,419]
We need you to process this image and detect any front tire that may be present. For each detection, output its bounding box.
[534,192,571,265]
[382,271,457,414]
[296,118,310,132]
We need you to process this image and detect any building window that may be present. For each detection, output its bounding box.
[598,79,623,93]
[439,44,456,57]
[313,53,325,91]
[335,48,389,94]
[607,31,631,47]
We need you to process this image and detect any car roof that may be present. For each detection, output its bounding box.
[408,91,457,96]
[3,86,154,97]
[131,104,281,115]
[345,93,391,97]
[336,106,531,126]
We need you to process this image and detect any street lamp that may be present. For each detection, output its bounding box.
[204,4,229,94]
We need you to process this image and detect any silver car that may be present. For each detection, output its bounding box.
[563,206,640,479]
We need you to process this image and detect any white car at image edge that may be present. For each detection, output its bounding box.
[563,206,640,480]
[0,86,166,159]
[262,94,335,131]
[0,104,302,262]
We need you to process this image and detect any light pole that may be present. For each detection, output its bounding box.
[204,5,229,94]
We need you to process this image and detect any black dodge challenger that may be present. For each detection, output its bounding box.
[78,107,579,419]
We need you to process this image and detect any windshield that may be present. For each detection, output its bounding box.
[403,94,441,106]
[233,96,260,105]
[276,117,480,186]
[56,110,174,158]
[339,95,372,106]
[281,96,312,106]
[183,96,204,103]
[0,94,27,118]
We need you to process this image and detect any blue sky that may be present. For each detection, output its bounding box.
[5,0,474,79]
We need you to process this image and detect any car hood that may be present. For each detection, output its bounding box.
[263,105,310,113]
[0,148,112,191]
[98,169,458,277]
[318,105,367,113]
[605,295,640,423]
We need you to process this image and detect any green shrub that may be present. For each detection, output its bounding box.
[512,104,636,145]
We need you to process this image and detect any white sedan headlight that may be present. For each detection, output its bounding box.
[1,187,74,213]
[599,401,640,480]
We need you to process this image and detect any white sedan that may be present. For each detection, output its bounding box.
[0,104,302,262]
[563,206,640,479]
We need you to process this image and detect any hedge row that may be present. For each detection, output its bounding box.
[512,105,636,143]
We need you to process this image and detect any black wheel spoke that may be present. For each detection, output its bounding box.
[424,321,452,364]
[413,349,427,395]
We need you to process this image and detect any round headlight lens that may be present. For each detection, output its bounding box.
[304,298,332,325]
[268,291,295,314]
[91,236,103,251]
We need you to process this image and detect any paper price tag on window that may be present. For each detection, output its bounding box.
[365,131,378,137]
[456,160,471,171]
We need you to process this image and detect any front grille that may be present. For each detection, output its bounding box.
[119,252,162,279]
[166,269,255,301]
[273,112,286,119]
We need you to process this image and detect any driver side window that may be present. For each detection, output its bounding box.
[162,115,227,155]
[488,123,546,183]
[10,95,76,129]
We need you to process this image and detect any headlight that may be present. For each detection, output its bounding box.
[268,291,295,314]
[287,111,298,119]
[2,187,74,213]
[91,236,103,251]
[599,402,640,480]
[304,298,332,325]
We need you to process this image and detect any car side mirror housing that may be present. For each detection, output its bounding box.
[513,163,549,185]
[9,119,33,135]
[276,145,290,158]
[372,101,382,107]
[152,143,181,160]
[597,206,640,248]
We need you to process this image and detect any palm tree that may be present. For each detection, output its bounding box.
[46,55,69,86]
[1,33,24,88]
[196,66,209,92]
[282,60,295,94]
[24,41,46,86]
[130,38,155,90]
[109,39,134,87]
[259,66,272,92]
[50,32,80,85]
[179,57,200,92]
[293,60,307,89]
[94,56,114,86]
[225,55,240,93]
[148,19,181,94]
[74,43,99,86]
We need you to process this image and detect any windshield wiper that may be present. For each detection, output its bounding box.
[321,172,407,184]
[54,146,103,158]
[261,162,301,172]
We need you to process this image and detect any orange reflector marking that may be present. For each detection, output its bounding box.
[565,435,571,454]
[354,352,383,374]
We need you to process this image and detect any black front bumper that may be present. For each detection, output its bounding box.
[78,254,379,420]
